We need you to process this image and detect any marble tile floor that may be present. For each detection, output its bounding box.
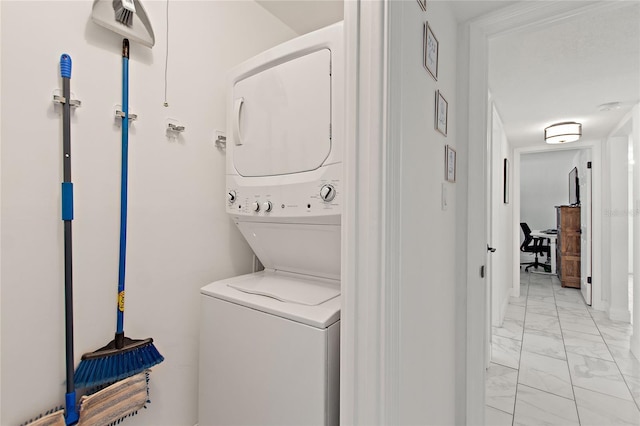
[486,271,640,425]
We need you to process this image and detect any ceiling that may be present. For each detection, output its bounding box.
[255,0,344,35]
[255,0,518,35]
[489,2,640,148]
[448,0,520,23]
[256,1,640,149]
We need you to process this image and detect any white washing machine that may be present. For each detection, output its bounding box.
[199,22,343,426]
[199,271,340,426]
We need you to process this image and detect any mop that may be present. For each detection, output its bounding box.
[26,53,81,426]
[74,0,163,390]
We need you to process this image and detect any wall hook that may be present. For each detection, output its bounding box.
[215,135,227,147]
[115,110,138,121]
[167,123,185,132]
[52,89,81,107]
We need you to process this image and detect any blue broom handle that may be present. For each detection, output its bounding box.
[117,39,130,336]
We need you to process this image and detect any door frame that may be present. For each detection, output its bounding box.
[340,1,399,424]
[581,154,594,306]
[460,1,615,422]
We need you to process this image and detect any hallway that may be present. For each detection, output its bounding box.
[486,272,640,425]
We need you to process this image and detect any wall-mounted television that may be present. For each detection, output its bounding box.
[569,166,580,206]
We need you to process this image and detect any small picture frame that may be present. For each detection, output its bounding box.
[423,21,439,81]
[416,0,426,11]
[435,90,448,136]
[445,145,456,183]
[503,158,510,204]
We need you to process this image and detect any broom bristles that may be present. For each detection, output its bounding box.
[75,339,163,389]
[113,0,134,27]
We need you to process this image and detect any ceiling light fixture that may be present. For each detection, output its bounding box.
[544,122,582,144]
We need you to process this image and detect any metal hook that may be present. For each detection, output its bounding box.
[167,123,185,132]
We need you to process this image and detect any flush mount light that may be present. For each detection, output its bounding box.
[544,122,582,144]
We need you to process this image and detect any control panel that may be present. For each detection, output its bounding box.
[226,180,340,218]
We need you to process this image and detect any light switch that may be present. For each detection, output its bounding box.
[442,183,448,211]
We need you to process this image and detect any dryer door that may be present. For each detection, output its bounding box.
[231,49,332,177]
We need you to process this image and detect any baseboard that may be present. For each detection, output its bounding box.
[608,307,631,323]
[631,332,640,361]
[500,292,510,326]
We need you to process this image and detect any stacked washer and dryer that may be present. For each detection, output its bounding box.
[198,22,343,426]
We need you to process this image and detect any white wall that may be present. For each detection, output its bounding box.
[630,152,634,274]
[520,150,579,231]
[0,3,3,422]
[390,1,458,423]
[0,1,296,425]
[489,105,513,326]
[630,105,640,358]
[605,137,630,320]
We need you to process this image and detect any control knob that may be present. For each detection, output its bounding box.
[227,190,236,203]
[320,184,336,202]
[251,201,260,212]
[262,201,272,212]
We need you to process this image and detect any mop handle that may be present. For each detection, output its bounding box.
[60,53,79,425]
[116,39,130,339]
[60,53,74,390]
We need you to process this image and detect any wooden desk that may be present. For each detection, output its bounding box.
[530,230,557,275]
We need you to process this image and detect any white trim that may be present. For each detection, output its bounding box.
[457,16,489,425]
[0,4,3,421]
[513,150,522,299]
[341,1,400,424]
[609,307,631,323]
[340,1,358,420]
[384,1,402,423]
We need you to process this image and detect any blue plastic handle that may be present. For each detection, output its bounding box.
[65,391,78,425]
[61,183,74,221]
[117,48,129,336]
[60,54,72,79]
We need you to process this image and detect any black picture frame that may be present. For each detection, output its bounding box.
[445,145,456,183]
[435,90,448,136]
[423,21,439,81]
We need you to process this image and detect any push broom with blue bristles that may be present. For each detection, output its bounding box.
[74,34,163,390]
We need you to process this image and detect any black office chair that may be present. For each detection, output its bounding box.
[520,223,551,272]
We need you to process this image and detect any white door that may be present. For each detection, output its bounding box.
[580,155,592,305]
[232,49,332,177]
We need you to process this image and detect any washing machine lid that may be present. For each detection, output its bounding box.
[201,270,340,329]
[235,221,341,281]
[231,48,332,177]
[228,274,338,306]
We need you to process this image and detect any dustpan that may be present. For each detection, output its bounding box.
[91,0,155,48]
